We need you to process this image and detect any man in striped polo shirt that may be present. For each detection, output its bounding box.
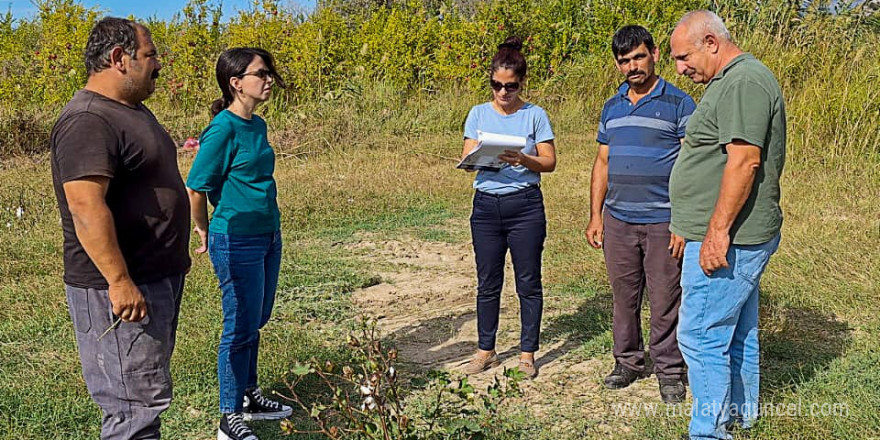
[585,25,696,403]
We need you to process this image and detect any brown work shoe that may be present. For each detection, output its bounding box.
[518,359,538,378]
[461,351,499,375]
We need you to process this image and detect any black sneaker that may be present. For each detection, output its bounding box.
[243,387,293,421]
[604,362,641,389]
[218,413,258,440]
[659,377,686,403]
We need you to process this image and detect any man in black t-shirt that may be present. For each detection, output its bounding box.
[50,17,190,440]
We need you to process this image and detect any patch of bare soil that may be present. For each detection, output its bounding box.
[348,233,685,438]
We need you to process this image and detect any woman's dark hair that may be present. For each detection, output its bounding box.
[490,36,527,80]
[210,47,287,117]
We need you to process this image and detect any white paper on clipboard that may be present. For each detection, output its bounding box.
[457,131,527,171]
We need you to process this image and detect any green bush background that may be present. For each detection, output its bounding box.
[0,0,878,163]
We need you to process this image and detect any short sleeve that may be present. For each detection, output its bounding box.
[186,122,235,192]
[717,80,772,148]
[53,113,118,183]
[676,95,697,138]
[596,104,609,144]
[463,106,480,140]
[534,107,554,143]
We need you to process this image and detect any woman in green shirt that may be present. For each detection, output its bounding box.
[186,47,291,440]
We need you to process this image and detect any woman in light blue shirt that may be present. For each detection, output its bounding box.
[460,36,557,379]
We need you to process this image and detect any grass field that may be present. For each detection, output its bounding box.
[0,74,878,438]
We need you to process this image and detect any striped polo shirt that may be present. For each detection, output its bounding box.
[597,77,696,224]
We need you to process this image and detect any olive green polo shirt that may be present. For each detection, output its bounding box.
[669,53,786,245]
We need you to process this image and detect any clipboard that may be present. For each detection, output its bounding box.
[457,131,527,172]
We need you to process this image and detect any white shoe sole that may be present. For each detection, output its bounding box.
[242,407,293,421]
[218,428,258,440]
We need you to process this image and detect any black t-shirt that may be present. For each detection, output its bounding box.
[50,89,191,288]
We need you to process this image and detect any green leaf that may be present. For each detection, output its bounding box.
[459,382,475,395]
[427,370,449,381]
[291,363,312,377]
[465,419,483,432]
[444,418,467,432]
[504,367,526,381]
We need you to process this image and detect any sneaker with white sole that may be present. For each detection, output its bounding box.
[242,387,293,421]
[218,413,258,440]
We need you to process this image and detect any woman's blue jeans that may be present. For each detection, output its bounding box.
[678,233,780,439]
[208,230,282,414]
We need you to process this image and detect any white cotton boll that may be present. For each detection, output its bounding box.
[363,396,377,411]
[359,385,372,396]
[15,206,23,218]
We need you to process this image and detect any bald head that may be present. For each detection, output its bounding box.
[670,10,741,84]
[673,10,732,46]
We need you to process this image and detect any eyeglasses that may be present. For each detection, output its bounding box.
[489,79,520,92]
[239,68,273,80]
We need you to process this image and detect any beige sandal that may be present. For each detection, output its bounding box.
[461,351,500,375]
[518,359,538,378]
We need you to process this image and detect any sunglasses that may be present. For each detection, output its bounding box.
[489,79,520,92]
[239,68,273,80]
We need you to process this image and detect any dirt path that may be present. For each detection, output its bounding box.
[348,232,682,438]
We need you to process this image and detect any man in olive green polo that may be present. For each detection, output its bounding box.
[669,10,786,440]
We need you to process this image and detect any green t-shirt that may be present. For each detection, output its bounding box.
[669,53,786,245]
[186,109,280,235]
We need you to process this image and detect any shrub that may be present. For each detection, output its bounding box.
[278,317,526,439]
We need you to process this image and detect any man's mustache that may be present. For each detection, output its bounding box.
[151,70,160,80]
[628,70,646,78]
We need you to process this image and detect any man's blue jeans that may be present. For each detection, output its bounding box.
[678,233,780,440]
[209,230,282,414]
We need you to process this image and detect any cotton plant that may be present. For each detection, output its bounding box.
[277,316,524,439]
